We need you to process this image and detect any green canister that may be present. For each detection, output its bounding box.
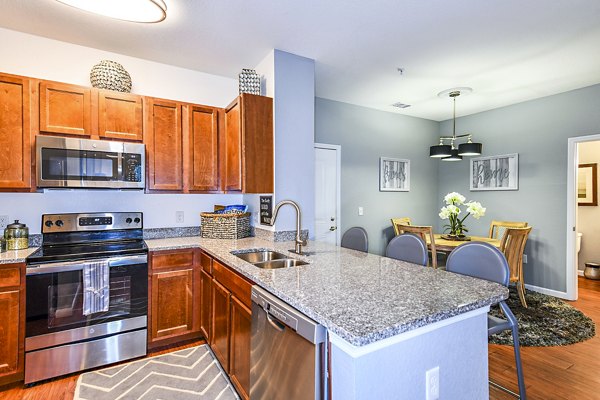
[4,220,29,250]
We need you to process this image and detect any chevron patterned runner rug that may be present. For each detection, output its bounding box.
[74,345,239,400]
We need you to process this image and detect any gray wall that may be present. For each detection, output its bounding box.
[576,141,600,271]
[315,98,439,255]
[436,84,600,292]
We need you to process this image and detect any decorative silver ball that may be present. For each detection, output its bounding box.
[90,60,132,93]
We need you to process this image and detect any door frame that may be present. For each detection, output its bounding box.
[566,133,600,301]
[315,143,342,245]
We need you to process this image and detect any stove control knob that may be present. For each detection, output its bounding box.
[126,218,133,224]
[45,220,54,227]
[55,220,64,227]
[134,217,141,224]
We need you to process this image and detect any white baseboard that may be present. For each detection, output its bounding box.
[524,283,569,300]
[578,270,584,277]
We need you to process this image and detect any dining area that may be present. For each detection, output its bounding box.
[340,191,533,399]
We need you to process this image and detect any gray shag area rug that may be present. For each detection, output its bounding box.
[74,345,239,400]
[489,287,596,347]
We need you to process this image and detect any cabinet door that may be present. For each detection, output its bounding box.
[230,295,251,400]
[186,105,220,192]
[200,269,212,341]
[224,98,242,191]
[150,269,194,341]
[98,90,143,141]
[238,93,274,193]
[0,290,20,379]
[39,81,92,137]
[0,74,31,189]
[145,98,183,191]
[211,279,231,372]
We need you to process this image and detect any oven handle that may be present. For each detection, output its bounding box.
[26,254,148,275]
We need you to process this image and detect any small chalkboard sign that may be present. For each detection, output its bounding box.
[260,196,273,225]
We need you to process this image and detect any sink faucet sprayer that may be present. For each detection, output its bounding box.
[268,200,307,255]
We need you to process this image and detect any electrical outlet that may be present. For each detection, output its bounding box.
[426,366,440,400]
[176,211,184,224]
[358,207,364,216]
[523,254,528,264]
[0,215,8,230]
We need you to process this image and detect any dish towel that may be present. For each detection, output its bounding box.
[83,260,110,316]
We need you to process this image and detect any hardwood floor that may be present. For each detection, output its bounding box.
[2,279,599,400]
[0,339,206,400]
[490,277,600,400]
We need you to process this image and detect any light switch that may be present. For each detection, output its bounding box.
[358,207,364,216]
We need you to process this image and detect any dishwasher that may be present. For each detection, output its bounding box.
[250,286,327,400]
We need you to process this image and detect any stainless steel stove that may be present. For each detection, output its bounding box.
[25,212,148,384]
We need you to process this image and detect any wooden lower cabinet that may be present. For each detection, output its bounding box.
[149,249,253,399]
[0,263,25,386]
[229,295,252,400]
[148,249,201,348]
[151,269,194,340]
[211,279,231,370]
[200,269,212,341]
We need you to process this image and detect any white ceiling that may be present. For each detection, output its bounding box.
[1,0,599,121]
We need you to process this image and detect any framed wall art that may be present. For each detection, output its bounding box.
[380,157,410,192]
[578,163,598,206]
[470,153,519,191]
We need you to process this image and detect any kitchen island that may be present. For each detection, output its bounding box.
[147,236,507,400]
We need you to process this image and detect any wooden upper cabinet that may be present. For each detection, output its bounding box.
[39,81,92,137]
[224,98,242,191]
[0,74,31,190]
[185,105,220,192]
[224,94,273,193]
[98,90,143,141]
[144,98,183,191]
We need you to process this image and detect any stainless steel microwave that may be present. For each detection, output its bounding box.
[36,136,145,189]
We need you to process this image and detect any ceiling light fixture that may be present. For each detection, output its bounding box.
[430,87,482,161]
[56,0,167,23]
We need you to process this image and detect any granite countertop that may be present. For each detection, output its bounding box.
[146,236,508,347]
[0,247,37,264]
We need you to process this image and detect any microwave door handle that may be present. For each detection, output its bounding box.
[118,153,123,180]
[26,254,148,275]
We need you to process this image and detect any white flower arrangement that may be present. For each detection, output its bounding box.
[439,192,486,236]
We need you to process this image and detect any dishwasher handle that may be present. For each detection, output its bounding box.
[266,312,286,332]
[252,285,326,344]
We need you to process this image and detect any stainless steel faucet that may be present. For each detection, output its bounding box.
[269,200,307,255]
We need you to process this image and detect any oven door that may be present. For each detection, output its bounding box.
[36,135,145,189]
[25,254,148,339]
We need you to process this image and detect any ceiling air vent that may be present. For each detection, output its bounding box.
[391,102,411,109]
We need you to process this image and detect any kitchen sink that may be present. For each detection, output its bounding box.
[231,249,308,269]
[233,250,289,263]
[253,258,308,269]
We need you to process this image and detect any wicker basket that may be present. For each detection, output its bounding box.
[201,212,251,239]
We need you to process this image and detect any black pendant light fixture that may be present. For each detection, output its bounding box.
[430,87,483,161]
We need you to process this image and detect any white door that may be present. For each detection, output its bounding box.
[315,144,340,244]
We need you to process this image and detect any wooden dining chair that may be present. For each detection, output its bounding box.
[501,226,533,308]
[489,220,528,240]
[395,224,437,268]
[391,217,411,236]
